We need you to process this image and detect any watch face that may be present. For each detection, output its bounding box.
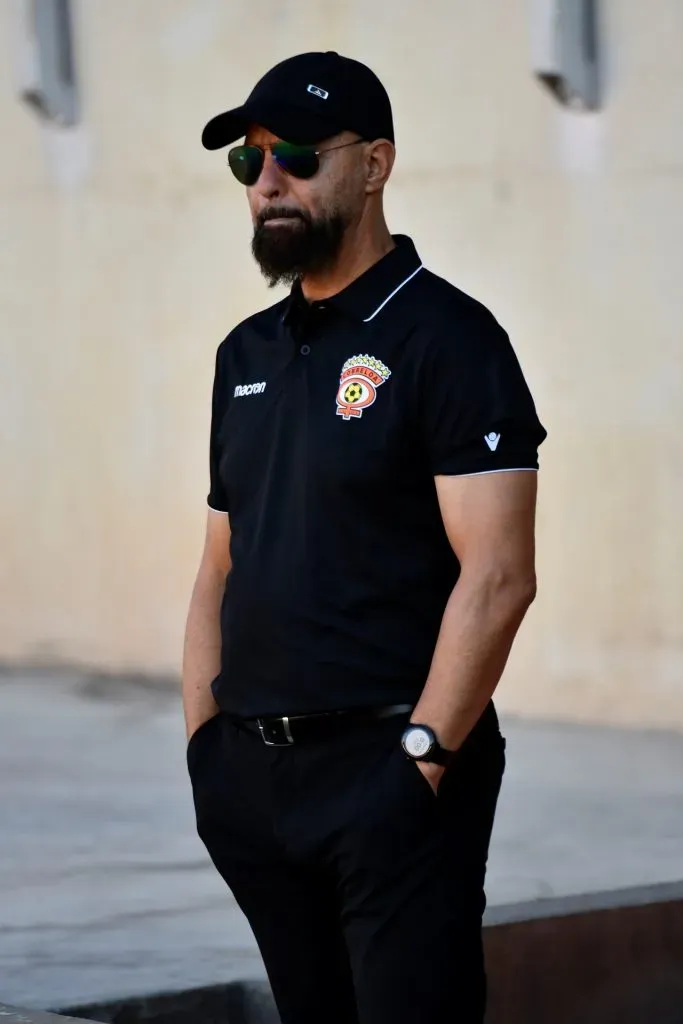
[403,726,433,759]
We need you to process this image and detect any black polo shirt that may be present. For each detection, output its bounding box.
[207,236,546,717]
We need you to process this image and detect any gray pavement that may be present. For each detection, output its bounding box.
[1,669,683,1011]
[0,1006,96,1023]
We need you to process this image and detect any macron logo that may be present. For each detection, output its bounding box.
[234,382,266,398]
[484,432,501,451]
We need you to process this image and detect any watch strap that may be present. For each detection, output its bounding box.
[424,743,454,767]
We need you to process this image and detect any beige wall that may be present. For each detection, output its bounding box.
[1,0,682,727]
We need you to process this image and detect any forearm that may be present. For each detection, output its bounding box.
[412,569,536,751]
[182,564,227,739]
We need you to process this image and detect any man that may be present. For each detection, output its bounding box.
[183,51,546,1024]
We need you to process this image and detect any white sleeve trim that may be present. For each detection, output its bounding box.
[207,503,229,514]
[437,467,539,478]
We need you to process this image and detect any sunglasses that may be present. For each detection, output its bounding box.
[227,139,364,186]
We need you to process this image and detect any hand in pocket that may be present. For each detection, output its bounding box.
[414,759,446,796]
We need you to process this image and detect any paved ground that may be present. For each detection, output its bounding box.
[2,669,683,1011]
[0,1006,96,1023]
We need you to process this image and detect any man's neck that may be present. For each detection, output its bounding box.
[300,221,395,303]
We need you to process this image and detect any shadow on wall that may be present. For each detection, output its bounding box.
[484,889,683,1024]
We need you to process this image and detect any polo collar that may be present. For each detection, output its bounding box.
[283,235,423,326]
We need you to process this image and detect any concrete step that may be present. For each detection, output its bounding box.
[61,882,683,1024]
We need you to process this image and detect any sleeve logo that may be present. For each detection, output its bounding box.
[336,354,391,420]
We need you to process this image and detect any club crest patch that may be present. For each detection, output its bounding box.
[336,354,391,420]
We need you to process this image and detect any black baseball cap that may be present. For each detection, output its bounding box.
[201,51,394,150]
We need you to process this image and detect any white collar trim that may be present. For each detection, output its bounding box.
[362,264,424,323]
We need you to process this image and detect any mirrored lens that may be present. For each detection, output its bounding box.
[228,146,264,186]
[271,143,320,180]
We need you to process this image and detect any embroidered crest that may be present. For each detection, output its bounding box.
[336,354,391,420]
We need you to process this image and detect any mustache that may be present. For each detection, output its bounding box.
[256,206,310,230]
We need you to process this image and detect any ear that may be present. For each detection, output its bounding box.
[365,139,395,195]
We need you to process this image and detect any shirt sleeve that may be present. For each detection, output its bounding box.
[207,342,230,513]
[419,305,547,476]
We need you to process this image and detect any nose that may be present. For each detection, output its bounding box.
[254,148,286,199]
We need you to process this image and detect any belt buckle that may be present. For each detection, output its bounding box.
[257,716,294,747]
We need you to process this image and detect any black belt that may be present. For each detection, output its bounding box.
[237,703,414,747]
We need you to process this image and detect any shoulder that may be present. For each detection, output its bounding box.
[417,270,503,334]
[408,269,513,367]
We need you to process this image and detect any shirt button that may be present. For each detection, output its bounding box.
[300,344,311,356]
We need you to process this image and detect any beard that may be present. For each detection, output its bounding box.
[251,205,349,288]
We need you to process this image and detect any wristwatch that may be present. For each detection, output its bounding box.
[400,724,454,767]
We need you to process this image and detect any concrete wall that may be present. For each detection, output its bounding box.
[1,0,681,727]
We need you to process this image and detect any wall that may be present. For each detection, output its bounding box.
[1,0,681,727]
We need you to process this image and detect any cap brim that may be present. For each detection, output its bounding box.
[201,99,344,150]
[201,107,250,150]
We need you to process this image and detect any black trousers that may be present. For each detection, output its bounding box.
[188,709,505,1024]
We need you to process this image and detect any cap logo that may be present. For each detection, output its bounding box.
[307,83,329,100]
